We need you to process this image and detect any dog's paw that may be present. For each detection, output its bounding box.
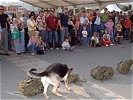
[57,94,62,97]
[67,87,71,91]
[46,97,49,99]
[52,91,62,97]
[45,96,49,99]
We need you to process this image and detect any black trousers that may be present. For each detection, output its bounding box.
[24,27,29,51]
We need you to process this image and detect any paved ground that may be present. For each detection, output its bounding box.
[0,41,133,100]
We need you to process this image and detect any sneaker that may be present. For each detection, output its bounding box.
[110,44,114,46]
[22,51,27,53]
[3,53,10,56]
[106,44,108,47]
[45,48,48,51]
[56,48,59,50]
[9,49,13,51]
[17,53,21,55]
[71,46,75,50]
[50,48,53,50]
[31,53,35,56]
[0,52,3,55]
[118,42,122,44]
[130,41,133,43]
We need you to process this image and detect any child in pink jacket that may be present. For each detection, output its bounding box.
[105,18,114,43]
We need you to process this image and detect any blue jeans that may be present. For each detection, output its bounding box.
[60,27,69,44]
[27,43,41,53]
[124,28,130,39]
[108,30,114,42]
[39,30,48,47]
[14,38,21,53]
[101,22,106,30]
[82,37,88,46]
[20,32,25,52]
[94,24,101,33]
[48,30,58,48]
[14,32,25,53]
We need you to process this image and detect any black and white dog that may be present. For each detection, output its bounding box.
[27,63,73,99]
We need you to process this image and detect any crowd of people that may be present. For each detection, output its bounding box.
[0,5,133,56]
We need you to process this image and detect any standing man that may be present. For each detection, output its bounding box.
[0,5,10,56]
[59,8,69,44]
[45,10,59,49]
[129,11,133,26]
[93,12,101,33]
[101,8,108,30]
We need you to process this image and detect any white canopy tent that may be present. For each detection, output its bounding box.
[20,0,133,9]
[101,4,122,13]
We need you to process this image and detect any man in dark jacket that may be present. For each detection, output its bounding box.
[0,5,10,56]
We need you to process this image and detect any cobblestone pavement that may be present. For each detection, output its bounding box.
[1,41,133,100]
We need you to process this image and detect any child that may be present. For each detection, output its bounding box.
[129,26,133,43]
[124,16,132,40]
[27,31,43,55]
[36,36,47,54]
[105,18,114,43]
[101,30,113,46]
[90,32,101,47]
[62,36,74,51]
[115,21,123,44]
[82,26,88,46]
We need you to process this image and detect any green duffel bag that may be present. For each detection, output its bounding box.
[11,28,20,39]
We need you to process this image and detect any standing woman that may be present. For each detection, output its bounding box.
[27,14,37,38]
[68,15,76,46]
[74,16,80,45]
[12,12,25,55]
[23,10,29,51]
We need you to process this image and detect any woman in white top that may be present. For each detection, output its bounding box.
[12,12,25,55]
[27,14,37,38]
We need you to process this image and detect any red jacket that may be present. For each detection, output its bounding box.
[124,19,131,28]
[45,15,58,30]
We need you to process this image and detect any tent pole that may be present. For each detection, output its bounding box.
[73,6,76,15]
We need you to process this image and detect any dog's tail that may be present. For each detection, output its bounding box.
[27,68,48,78]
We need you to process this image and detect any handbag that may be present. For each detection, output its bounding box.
[11,28,20,39]
[37,47,44,55]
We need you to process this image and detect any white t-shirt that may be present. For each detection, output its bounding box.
[94,16,101,25]
[62,41,70,49]
[103,34,111,40]
[91,36,99,44]
[82,31,88,37]
[80,17,89,25]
